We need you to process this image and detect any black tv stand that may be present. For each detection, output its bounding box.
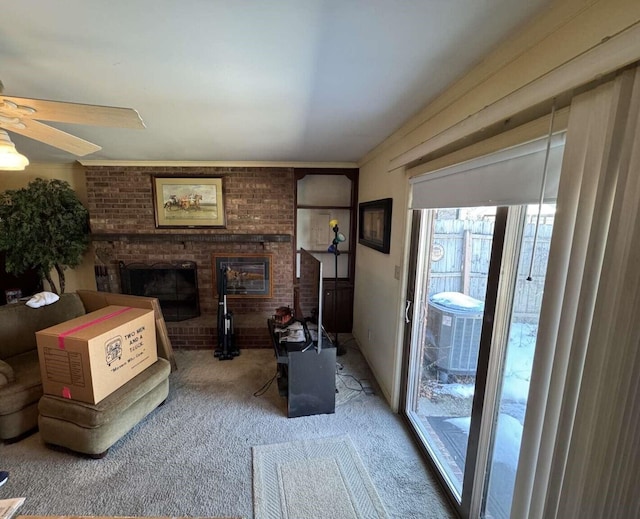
[267,319,336,418]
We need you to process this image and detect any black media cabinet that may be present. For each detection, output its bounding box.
[267,319,336,418]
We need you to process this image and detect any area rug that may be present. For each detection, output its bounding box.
[252,435,388,519]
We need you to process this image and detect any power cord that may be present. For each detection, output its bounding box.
[335,362,367,392]
[253,370,278,397]
[337,371,365,392]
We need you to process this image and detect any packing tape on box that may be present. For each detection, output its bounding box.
[57,306,134,350]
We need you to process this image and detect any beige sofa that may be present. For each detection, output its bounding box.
[0,290,176,456]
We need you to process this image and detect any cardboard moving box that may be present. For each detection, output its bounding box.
[36,305,157,404]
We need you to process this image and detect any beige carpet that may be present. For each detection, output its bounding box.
[253,435,388,519]
[1,348,454,519]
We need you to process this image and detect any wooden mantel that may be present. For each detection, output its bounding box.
[91,233,292,243]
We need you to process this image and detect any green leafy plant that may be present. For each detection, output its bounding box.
[0,178,90,294]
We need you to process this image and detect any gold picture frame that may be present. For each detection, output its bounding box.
[152,176,226,228]
[212,253,273,298]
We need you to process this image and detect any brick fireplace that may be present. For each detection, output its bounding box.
[85,166,295,349]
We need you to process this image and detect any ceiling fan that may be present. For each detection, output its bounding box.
[0,79,145,169]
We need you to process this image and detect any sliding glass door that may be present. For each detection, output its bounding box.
[481,204,554,518]
[402,203,555,518]
[401,132,564,517]
[405,207,496,504]
[405,206,498,500]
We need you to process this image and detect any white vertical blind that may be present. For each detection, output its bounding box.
[511,66,640,519]
[409,134,565,209]
[554,65,640,519]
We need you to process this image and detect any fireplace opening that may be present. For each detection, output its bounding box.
[119,261,200,322]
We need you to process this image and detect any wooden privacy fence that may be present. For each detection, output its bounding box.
[428,219,553,322]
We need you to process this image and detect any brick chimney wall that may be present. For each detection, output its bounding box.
[85,166,295,349]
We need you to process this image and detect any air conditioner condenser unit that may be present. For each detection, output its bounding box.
[425,292,484,382]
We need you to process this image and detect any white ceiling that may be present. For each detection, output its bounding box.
[1,0,552,165]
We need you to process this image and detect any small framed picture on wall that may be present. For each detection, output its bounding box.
[358,198,392,253]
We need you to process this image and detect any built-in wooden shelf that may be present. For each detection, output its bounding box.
[91,233,292,243]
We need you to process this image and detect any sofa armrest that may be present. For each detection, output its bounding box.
[0,359,15,386]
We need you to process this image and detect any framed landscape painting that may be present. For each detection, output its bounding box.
[153,176,226,228]
[358,197,392,253]
[212,253,273,298]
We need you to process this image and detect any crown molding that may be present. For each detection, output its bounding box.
[78,160,358,168]
[388,21,640,171]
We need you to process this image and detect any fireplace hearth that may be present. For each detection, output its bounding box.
[119,261,200,322]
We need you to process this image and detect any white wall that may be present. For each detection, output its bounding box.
[353,0,640,410]
[353,151,409,403]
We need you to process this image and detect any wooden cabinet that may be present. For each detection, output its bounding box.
[294,168,358,333]
[322,281,354,333]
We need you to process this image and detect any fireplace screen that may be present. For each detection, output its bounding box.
[119,261,200,322]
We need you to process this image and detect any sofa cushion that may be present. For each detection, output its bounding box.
[0,350,42,416]
[0,402,39,441]
[38,357,171,428]
[0,360,14,385]
[39,379,169,455]
[0,293,86,360]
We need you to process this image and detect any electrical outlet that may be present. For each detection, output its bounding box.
[394,265,401,280]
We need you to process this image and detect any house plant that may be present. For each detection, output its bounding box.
[0,178,90,294]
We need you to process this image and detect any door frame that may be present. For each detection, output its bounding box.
[400,209,463,515]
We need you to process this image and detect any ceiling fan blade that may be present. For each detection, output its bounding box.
[5,119,101,156]
[0,95,145,129]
